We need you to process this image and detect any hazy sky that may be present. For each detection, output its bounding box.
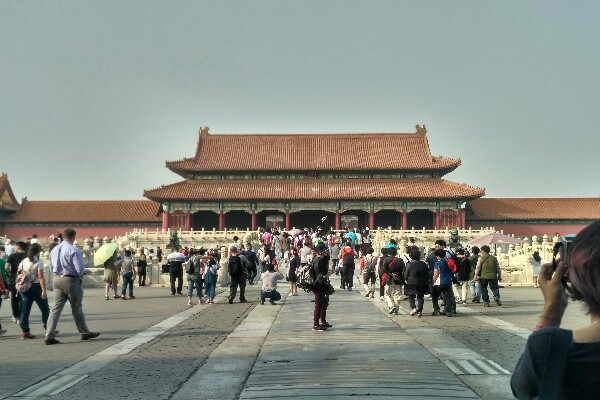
[1,1,599,201]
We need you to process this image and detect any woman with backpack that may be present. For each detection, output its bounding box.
[359,247,376,298]
[17,243,50,339]
[404,249,430,317]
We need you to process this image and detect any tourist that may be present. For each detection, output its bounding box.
[45,228,99,345]
[280,232,291,263]
[56,232,63,244]
[186,249,205,306]
[312,243,333,332]
[359,247,376,298]
[531,251,542,288]
[260,263,284,305]
[261,227,273,247]
[120,250,136,300]
[376,247,389,301]
[474,245,502,307]
[299,240,311,268]
[511,221,600,399]
[242,243,258,285]
[257,244,268,274]
[30,234,39,245]
[330,239,341,275]
[404,249,430,317]
[227,246,247,304]
[230,236,241,252]
[431,249,454,317]
[6,241,27,323]
[455,249,472,304]
[204,256,218,304]
[339,241,355,291]
[0,263,7,336]
[383,246,405,315]
[137,254,147,287]
[468,246,482,302]
[17,243,50,339]
[167,247,185,295]
[287,247,300,296]
[5,240,15,256]
[272,230,282,261]
[103,251,120,300]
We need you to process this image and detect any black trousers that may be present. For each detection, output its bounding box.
[432,284,453,313]
[247,267,257,285]
[9,283,21,319]
[138,269,147,286]
[169,267,183,294]
[408,293,425,312]
[340,267,354,289]
[229,277,247,302]
[379,275,385,297]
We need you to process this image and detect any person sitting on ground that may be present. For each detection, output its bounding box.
[511,221,600,399]
[260,263,284,305]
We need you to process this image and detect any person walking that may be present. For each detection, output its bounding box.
[404,249,430,317]
[474,245,502,307]
[376,247,389,301]
[260,263,284,305]
[137,254,148,287]
[103,252,120,300]
[186,249,205,306]
[468,246,482,303]
[431,249,454,317]
[312,243,333,331]
[455,249,472,305]
[120,250,136,300]
[227,246,247,304]
[204,257,218,304]
[287,247,300,296]
[17,243,50,339]
[359,247,376,298]
[167,247,185,295]
[45,228,99,345]
[383,247,405,315]
[242,244,258,285]
[6,241,27,324]
[339,241,356,291]
[531,251,542,288]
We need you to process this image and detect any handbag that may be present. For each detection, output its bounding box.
[16,260,34,293]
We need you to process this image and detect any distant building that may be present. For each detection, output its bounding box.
[143,126,485,230]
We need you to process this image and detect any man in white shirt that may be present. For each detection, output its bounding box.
[167,247,186,295]
[260,263,284,305]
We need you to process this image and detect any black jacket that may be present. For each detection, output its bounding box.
[384,256,405,285]
[404,260,429,286]
[456,257,472,281]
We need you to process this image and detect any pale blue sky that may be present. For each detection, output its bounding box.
[1,1,598,201]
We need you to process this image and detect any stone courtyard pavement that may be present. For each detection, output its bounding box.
[0,274,589,400]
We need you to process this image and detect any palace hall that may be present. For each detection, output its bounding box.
[143,126,485,231]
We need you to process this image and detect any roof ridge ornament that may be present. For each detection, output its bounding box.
[415,124,427,135]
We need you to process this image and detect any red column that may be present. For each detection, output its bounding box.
[219,211,224,230]
[369,211,374,230]
[435,210,440,229]
[457,209,465,229]
[184,211,191,230]
[285,210,291,231]
[402,209,408,230]
[251,210,256,230]
[335,211,340,230]
[162,211,170,230]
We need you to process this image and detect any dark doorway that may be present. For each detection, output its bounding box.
[192,211,219,230]
[341,210,368,230]
[290,211,335,231]
[226,210,251,230]
[406,209,434,230]
[257,211,285,229]
[374,210,401,229]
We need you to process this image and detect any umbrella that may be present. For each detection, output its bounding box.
[94,242,118,266]
[468,233,528,246]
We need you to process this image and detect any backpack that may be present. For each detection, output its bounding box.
[16,261,34,293]
[446,257,458,273]
[228,255,243,277]
[363,255,376,274]
[297,262,316,292]
[342,251,354,267]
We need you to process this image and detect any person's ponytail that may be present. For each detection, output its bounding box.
[27,243,41,263]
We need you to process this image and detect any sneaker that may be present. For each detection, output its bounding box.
[289,292,294,297]
[187,300,193,306]
[105,296,109,300]
[121,296,127,300]
[365,292,370,298]
[393,308,399,315]
[260,298,265,305]
[45,338,61,345]
[81,332,100,340]
[388,307,394,314]
[129,295,135,299]
[228,299,233,304]
[410,308,417,316]
[113,295,119,299]
[321,322,332,328]
[198,299,205,305]
[348,287,352,291]
[12,317,18,324]
[495,298,502,306]
[483,302,490,307]
[312,326,325,332]
[416,312,422,317]
[379,296,385,302]
[21,332,36,340]
[240,299,248,303]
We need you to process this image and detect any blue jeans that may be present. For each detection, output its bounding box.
[20,283,50,333]
[187,274,203,297]
[121,272,134,296]
[468,279,482,300]
[260,290,281,302]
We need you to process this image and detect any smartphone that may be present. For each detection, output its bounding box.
[552,235,576,295]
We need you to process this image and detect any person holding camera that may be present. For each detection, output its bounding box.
[260,263,284,305]
[473,245,502,307]
[511,221,600,399]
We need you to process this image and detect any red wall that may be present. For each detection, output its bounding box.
[0,224,161,244]
[466,223,590,237]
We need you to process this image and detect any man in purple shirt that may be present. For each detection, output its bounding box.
[45,228,99,345]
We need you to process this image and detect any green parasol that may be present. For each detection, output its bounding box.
[94,243,118,266]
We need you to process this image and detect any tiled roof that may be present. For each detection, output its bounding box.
[144,179,484,201]
[466,198,600,221]
[166,127,460,174]
[0,173,20,211]
[3,200,162,223]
